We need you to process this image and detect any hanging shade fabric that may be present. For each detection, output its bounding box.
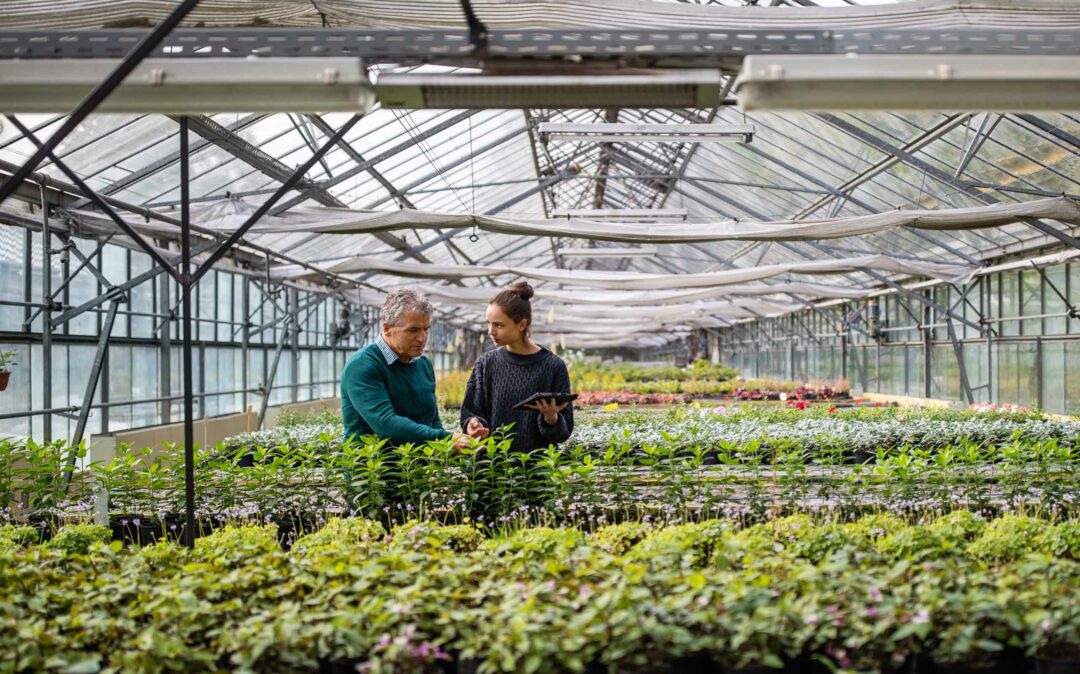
[273,253,978,287]
[530,299,803,321]
[449,299,800,330]
[7,0,1079,31]
[192,196,1080,244]
[413,281,867,305]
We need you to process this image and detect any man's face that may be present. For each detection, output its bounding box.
[383,311,431,360]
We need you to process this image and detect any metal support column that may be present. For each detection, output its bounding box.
[159,267,172,425]
[39,184,53,441]
[289,288,300,404]
[922,305,933,399]
[241,278,250,413]
[180,117,196,549]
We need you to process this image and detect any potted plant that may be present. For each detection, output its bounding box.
[0,351,15,391]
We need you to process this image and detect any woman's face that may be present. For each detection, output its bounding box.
[486,304,528,346]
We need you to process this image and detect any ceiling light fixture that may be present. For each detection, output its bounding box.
[376,69,723,109]
[0,57,376,113]
[538,122,754,143]
[733,54,1080,111]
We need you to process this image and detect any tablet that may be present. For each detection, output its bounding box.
[512,392,579,411]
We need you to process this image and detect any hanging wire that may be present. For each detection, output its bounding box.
[468,114,479,242]
[392,108,472,215]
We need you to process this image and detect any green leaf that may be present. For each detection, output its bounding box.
[762,654,784,669]
[59,659,101,674]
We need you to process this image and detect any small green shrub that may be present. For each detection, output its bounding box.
[589,522,652,555]
[629,520,730,568]
[0,524,39,549]
[293,517,386,552]
[844,513,908,545]
[877,525,946,560]
[929,510,988,545]
[45,524,111,555]
[391,520,483,553]
[789,523,857,563]
[485,527,587,561]
[1039,520,1080,561]
[194,524,281,563]
[966,514,1042,563]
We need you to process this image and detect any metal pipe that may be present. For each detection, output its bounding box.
[180,116,196,549]
[40,183,52,441]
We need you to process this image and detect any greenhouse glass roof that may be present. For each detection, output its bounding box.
[1,0,1079,348]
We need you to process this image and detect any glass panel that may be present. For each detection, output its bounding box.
[129,252,154,338]
[1043,266,1068,335]
[908,345,924,398]
[102,245,129,337]
[67,238,99,337]
[0,226,25,332]
[931,344,960,401]
[1041,342,1065,415]
[999,272,1019,337]
[1066,342,1080,416]
[108,345,133,431]
[1019,269,1041,336]
[198,273,215,341]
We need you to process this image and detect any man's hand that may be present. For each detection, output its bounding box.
[525,398,569,426]
[466,417,490,440]
[450,432,472,450]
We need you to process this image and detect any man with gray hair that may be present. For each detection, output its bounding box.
[341,288,470,448]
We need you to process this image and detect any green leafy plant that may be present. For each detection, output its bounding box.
[45,523,111,555]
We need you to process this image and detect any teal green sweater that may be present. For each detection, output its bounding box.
[340,343,449,444]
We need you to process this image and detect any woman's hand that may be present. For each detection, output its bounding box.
[466,417,490,440]
[525,398,569,426]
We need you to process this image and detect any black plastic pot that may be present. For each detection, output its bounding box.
[1034,658,1080,674]
[274,513,317,550]
[669,653,721,673]
[109,514,141,544]
[317,657,363,674]
[28,517,54,543]
[844,449,876,465]
[726,666,784,674]
[911,654,1000,674]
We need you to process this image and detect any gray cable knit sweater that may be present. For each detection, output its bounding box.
[459,346,574,453]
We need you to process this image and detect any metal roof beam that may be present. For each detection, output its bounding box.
[817,113,1080,253]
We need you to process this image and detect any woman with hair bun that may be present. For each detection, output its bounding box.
[460,281,574,453]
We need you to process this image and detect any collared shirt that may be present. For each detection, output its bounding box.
[376,334,416,365]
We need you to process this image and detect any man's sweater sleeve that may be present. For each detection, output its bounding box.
[343,356,449,444]
[459,358,491,430]
[536,359,574,444]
